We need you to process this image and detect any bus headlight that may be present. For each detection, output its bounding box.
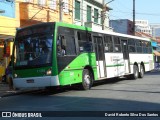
[14,74,18,78]
[46,68,52,75]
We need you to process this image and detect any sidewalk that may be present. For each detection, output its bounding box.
[0,81,40,98]
[0,82,9,97]
[0,81,17,98]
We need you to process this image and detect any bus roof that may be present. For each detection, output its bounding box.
[19,22,150,42]
[56,22,92,31]
[56,22,150,42]
[92,28,150,41]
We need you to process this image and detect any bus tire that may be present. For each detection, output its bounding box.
[81,69,93,90]
[139,65,144,78]
[131,65,139,80]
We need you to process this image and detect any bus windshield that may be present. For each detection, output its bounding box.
[14,24,54,68]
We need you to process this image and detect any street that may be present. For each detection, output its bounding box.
[0,71,160,120]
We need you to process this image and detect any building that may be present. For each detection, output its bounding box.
[74,0,112,31]
[109,19,134,35]
[135,31,160,66]
[150,24,160,37]
[18,0,73,28]
[135,20,152,35]
[0,0,20,78]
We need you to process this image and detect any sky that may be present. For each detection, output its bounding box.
[107,0,160,24]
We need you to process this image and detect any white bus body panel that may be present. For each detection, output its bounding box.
[104,53,154,79]
[105,53,126,78]
[96,61,105,78]
[129,54,154,73]
[13,76,60,88]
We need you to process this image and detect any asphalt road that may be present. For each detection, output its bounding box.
[0,71,160,120]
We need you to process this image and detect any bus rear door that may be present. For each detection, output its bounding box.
[93,35,106,78]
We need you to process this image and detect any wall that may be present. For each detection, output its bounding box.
[110,20,128,34]
[19,0,73,28]
[0,1,19,36]
[0,1,20,78]
[110,19,134,35]
[73,0,110,30]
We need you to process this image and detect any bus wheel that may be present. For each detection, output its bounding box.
[81,69,93,90]
[131,65,139,80]
[139,65,144,78]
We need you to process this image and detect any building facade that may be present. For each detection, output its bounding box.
[73,0,112,31]
[150,24,160,37]
[109,19,134,35]
[0,0,20,78]
[18,0,73,28]
[135,20,152,35]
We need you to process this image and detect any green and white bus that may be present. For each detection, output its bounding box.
[12,22,154,90]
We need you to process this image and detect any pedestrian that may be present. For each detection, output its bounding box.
[6,61,13,90]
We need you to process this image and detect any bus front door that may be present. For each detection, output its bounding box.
[93,36,106,78]
[121,40,130,73]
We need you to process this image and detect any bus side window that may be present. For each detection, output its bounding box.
[104,35,113,52]
[57,35,66,56]
[142,41,148,53]
[147,42,152,54]
[136,40,142,53]
[128,39,136,53]
[78,31,92,52]
[114,37,121,52]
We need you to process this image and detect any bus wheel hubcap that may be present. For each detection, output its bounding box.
[84,75,90,85]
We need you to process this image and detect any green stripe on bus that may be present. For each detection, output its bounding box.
[106,64,124,67]
[56,22,92,31]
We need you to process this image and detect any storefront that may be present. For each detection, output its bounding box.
[0,1,20,81]
[0,36,14,79]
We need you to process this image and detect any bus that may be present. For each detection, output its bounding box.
[12,22,154,90]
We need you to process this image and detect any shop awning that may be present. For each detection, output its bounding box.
[151,41,158,47]
[0,34,14,41]
[153,50,160,56]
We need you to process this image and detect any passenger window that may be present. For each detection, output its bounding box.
[57,27,76,56]
[104,36,113,52]
[128,39,136,53]
[135,40,142,53]
[77,31,93,52]
[114,37,121,52]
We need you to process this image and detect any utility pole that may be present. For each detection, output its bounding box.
[59,0,64,22]
[102,0,105,30]
[102,0,114,30]
[133,0,135,35]
[81,0,84,26]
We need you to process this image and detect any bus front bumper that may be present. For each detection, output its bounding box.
[13,76,60,89]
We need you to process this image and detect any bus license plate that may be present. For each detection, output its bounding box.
[26,79,34,83]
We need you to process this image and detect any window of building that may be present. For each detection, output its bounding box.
[38,0,46,6]
[75,0,80,20]
[49,0,57,10]
[63,0,69,13]
[24,0,33,2]
[94,8,98,23]
[87,5,91,22]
